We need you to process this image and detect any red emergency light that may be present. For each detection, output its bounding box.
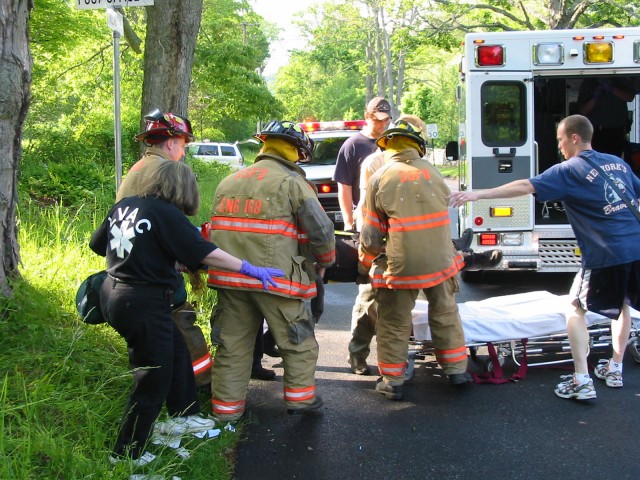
[298,120,366,133]
[476,45,504,67]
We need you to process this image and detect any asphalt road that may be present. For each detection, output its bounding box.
[233,272,640,480]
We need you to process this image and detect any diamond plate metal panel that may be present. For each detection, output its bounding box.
[470,196,532,230]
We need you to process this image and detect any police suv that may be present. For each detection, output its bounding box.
[298,120,366,230]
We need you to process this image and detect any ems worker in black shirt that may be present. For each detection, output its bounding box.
[90,161,283,466]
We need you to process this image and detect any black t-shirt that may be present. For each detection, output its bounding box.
[333,132,377,207]
[90,196,216,290]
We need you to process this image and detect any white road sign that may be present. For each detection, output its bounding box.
[77,0,154,10]
[107,8,124,36]
[426,123,439,138]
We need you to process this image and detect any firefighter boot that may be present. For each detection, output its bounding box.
[453,228,474,251]
[375,377,404,401]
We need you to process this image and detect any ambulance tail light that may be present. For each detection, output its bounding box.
[634,41,640,63]
[533,43,564,65]
[479,233,499,246]
[475,44,504,67]
[584,41,614,64]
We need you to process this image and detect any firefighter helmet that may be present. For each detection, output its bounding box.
[376,114,429,153]
[135,109,195,144]
[254,121,314,161]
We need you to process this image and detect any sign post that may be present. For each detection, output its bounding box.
[76,0,154,190]
[107,8,124,190]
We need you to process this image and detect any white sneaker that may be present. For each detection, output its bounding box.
[109,451,157,467]
[158,414,216,435]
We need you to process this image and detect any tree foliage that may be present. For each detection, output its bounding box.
[190,0,284,141]
[272,0,638,147]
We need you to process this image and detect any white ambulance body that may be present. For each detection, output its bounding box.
[455,27,640,278]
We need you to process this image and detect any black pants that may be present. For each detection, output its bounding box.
[101,276,199,458]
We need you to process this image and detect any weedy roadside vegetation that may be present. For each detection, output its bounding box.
[0,156,254,479]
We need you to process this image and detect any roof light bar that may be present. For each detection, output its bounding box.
[298,120,366,133]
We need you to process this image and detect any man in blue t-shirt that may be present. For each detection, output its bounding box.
[334,97,392,375]
[450,114,640,401]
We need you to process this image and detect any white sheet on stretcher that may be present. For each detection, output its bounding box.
[411,290,640,343]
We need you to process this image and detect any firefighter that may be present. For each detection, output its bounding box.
[359,114,471,401]
[118,109,213,391]
[207,121,336,421]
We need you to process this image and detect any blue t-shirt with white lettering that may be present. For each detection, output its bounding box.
[530,149,640,269]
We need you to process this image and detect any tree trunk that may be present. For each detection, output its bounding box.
[140,0,203,129]
[0,0,32,296]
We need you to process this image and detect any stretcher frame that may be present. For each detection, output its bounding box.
[407,292,640,381]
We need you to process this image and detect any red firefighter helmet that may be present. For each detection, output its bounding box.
[135,109,195,144]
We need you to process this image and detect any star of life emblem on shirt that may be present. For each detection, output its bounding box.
[110,220,136,258]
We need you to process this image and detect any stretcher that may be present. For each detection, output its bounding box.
[409,291,640,382]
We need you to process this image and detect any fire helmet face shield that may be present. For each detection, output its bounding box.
[375,118,429,153]
[135,109,195,143]
[254,121,314,161]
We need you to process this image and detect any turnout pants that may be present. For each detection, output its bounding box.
[172,301,212,387]
[375,277,467,385]
[210,288,319,421]
[348,282,377,362]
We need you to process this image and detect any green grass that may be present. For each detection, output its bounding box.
[437,164,459,179]
[0,163,244,480]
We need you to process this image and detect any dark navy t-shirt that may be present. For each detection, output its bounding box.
[90,196,217,290]
[333,132,377,207]
[530,149,640,269]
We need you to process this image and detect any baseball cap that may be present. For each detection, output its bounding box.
[366,97,392,121]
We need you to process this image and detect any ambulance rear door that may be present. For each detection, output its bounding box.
[465,71,535,233]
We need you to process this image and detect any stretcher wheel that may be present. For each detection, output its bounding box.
[483,355,505,373]
[627,337,640,364]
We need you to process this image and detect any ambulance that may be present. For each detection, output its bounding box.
[452,27,640,279]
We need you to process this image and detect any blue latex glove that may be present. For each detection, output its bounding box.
[240,260,284,290]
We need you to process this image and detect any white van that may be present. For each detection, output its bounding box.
[187,141,245,170]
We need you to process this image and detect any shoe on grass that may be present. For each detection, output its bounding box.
[594,359,623,388]
[158,414,216,435]
[109,451,156,467]
[554,374,596,400]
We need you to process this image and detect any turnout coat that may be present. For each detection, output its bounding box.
[207,153,335,299]
[359,148,464,289]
